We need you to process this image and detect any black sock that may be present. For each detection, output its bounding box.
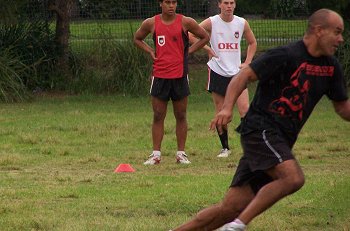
[216,126,229,150]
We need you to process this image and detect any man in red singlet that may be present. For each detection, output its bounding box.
[134,0,209,165]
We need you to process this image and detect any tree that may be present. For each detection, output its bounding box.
[48,0,75,80]
[0,0,26,24]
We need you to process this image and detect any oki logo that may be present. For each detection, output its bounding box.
[218,43,238,50]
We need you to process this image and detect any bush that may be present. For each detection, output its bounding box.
[0,48,28,102]
[68,32,152,96]
[336,26,350,86]
[113,39,152,96]
[0,19,57,91]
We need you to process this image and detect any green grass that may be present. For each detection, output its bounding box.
[0,64,349,230]
[68,19,306,39]
[67,19,307,53]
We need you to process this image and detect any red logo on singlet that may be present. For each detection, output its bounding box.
[218,43,239,50]
[158,35,165,46]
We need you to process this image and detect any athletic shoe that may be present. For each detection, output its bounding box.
[176,152,191,164]
[143,154,161,165]
[217,148,231,158]
[219,221,246,231]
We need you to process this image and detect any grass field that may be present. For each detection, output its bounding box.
[0,64,349,231]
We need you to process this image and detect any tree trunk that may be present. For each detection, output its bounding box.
[207,0,219,17]
[49,0,74,81]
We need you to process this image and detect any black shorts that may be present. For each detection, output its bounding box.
[230,129,295,194]
[207,69,233,96]
[150,76,190,101]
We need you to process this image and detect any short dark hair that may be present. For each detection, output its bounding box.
[306,9,338,34]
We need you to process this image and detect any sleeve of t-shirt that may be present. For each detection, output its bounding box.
[249,47,290,83]
[327,59,348,101]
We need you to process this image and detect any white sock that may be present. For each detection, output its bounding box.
[152,150,161,156]
[234,218,245,225]
[177,151,185,155]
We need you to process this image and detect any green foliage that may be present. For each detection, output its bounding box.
[306,0,349,14]
[236,0,268,16]
[113,39,152,96]
[0,19,57,91]
[336,27,350,86]
[267,0,308,19]
[67,30,151,95]
[0,17,56,102]
[0,0,26,24]
[78,0,160,19]
[0,48,28,102]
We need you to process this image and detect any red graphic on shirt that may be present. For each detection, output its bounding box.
[269,62,334,121]
[269,62,310,121]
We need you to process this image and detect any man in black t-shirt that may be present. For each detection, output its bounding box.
[172,9,350,231]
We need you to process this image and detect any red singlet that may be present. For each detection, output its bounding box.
[152,14,189,79]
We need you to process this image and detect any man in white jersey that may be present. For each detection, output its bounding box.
[191,0,257,157]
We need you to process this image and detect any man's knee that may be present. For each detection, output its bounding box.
[219,198,247,223]
[288,174,305,193]
[174,111,187,122]
[271,160,305,194]
[153,111,166,122]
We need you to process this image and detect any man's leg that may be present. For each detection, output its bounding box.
[236,88,249,118]
[173,184,255,231]
[151,96,168,151]
[173,160,304,230]
[172,97,188,151]
[212,92,230,154]
[237,159,305,225]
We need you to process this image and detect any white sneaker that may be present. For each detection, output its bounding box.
[176,152,191,164]
[219,221,246,231]
[217,148,231,158]
[143,154,161,165]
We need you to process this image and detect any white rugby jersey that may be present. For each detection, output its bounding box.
[207,14,245,77]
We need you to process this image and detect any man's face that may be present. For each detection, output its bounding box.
[318,14,344,56]
[160,0,177,15]
[218,0,236,15]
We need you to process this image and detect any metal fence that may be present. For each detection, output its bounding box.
[24,0,309,53]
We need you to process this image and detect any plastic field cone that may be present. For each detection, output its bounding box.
[114,164,135,173]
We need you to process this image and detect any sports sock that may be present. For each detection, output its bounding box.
[176,151,185,155]
[152,150,161,156]
[216,126,229,149]
[234,218,245,225]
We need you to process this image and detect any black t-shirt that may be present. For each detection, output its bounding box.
[239,40,348,146]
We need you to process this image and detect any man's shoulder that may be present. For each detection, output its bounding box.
[209,14,220,22]
[181,14,194,23]
[266,40,303,58]
[233,15,245,22]
[144,16,156,24]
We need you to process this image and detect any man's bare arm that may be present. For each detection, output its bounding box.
[210,66,258,130]
[133,18,156,60]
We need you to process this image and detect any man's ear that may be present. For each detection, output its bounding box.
[314,25,324,37]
